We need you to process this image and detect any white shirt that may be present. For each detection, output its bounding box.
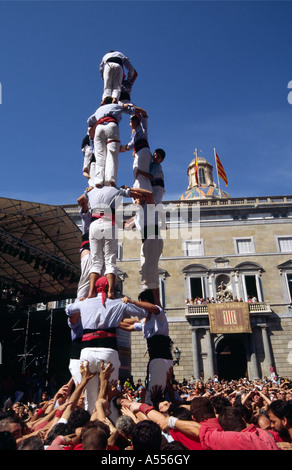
[134,306,169,339]
[85,186,131,213]
[87,103,135,127]
[66,294,148,333]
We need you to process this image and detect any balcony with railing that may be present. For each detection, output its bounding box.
[185,301,272,317]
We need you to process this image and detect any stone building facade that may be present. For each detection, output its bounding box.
[115,156,292,384]
[66,155,292,384]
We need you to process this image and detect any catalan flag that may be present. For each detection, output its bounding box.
[215,151,228,186]
[193,150,199,185]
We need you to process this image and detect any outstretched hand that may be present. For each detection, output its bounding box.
[80,360,96,382]
[99,361,114,383]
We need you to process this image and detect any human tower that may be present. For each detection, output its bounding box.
[66,51,173,410]
[76,50,166,304]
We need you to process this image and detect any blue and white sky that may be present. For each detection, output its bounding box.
[0,0,292,205]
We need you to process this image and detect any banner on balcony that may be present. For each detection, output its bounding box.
[208,302,252,334]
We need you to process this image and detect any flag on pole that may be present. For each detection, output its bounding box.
[215,152,228,186]
[193,149,199,185]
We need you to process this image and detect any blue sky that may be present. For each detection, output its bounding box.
[0,0,292,205]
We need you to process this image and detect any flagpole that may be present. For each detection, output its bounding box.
[214,147,222,198]
[194,148,200,198]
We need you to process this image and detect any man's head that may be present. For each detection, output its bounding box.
[268,399,292,435]
[17,436,44,450]
[130,114,140,130]
[190,397,216,423]
[67,408,91,432]
[80,419,110,441]
[152,148,166,164]
[131,421,162,450]
[256,413,271,431]
[218,406,246,432]
[82,428,108,450]
[101,97,113,105]
[210,395,231,416]
[116,415,135,438]
[138,289,155,305]
[0,416,22,440]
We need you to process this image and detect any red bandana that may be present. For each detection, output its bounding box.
[95,276,108,305]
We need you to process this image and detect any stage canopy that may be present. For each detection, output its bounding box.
[0,197,81,305]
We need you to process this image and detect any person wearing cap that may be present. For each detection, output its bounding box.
[120,106,153,192]
[87,100,136,188]
[99,50,137,104]
[66,279,148,415]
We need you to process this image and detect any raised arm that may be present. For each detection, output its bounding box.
[129,187,154,204]
[60,361,96,423]
[122,296,160,314]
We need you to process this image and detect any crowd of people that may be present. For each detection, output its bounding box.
[186,295,259,306]
[1,367,292,450]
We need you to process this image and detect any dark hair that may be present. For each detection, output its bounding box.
[67,408,91,431]
[210,395,231,415]
[161,441,188,450]
[44,422,73,445]
[268,399,292,426]
[234,404,253,425]
[82,428,108,450]
[131,421,162,450]
[102,97,113,105]
[130,114,140,124]
[18,435,44,450]
[81,419,111,439]
[138,289,155,304]
[171,406,192,421]
[190,397,215,422]
[154,148,166,161]
[218,406,246,432]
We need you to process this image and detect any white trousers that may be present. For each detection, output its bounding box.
[69,358,82,386]
[103,63,124,100]
[94,122,120,186]
[133,147,153,192]
[152,185,166,205]
[89,219,117,276]
[145,358,174,405]
[140,238,163,290]
[76,252,92,300]
[80,347,120,415]
[152,186,166,229]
